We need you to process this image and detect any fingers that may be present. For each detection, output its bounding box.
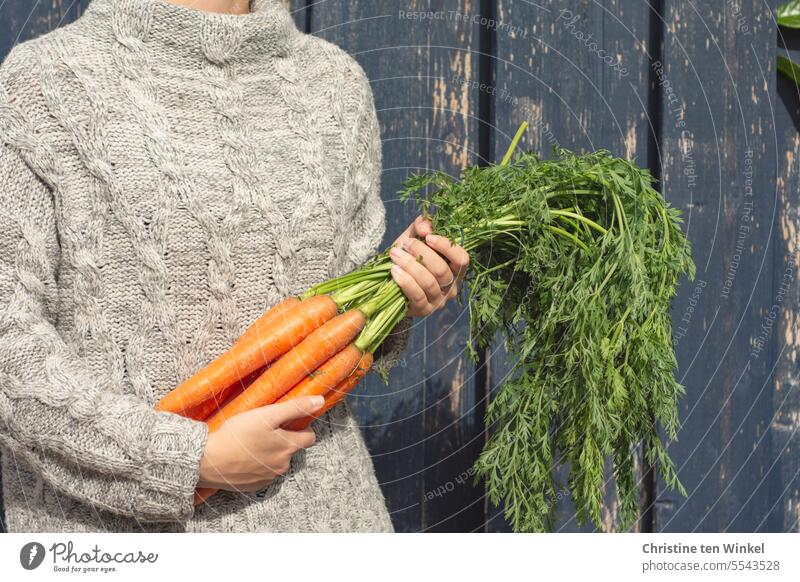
[389,245,442,303]
[280,427,317,450]
[390,263,430,313]
[413,215,433,237]
[393,222,415,244]
[395,238,454,289]
[393,215,433,246]
[390,217,470,318]
[266,395,325,425]
[424,234,470,281]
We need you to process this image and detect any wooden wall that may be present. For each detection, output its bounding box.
[0,0,797,533]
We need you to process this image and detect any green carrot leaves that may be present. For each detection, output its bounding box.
[309,138,694,532]
[401,148,694,532]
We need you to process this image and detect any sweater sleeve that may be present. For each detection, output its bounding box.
[0,140,209,523]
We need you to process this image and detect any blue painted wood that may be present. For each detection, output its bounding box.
[0,0,83,58]
[655,0,782,532]
[766,12,799,534]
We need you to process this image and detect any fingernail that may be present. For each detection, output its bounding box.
[401,238,413,250]
[389,247,402,260]
[426,234,439,244]
[310,395,324,408]
[391,265,402,277]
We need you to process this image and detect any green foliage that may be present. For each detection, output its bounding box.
[400,149,695,532]
[778,4,800,89]
[778,55,800,86]
[778,1,800,28]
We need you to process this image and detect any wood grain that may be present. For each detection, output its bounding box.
[772,22,800,533]
[655,0,780,532]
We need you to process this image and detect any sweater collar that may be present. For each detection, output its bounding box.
[85,0,297,64]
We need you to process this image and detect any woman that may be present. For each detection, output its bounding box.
[0,0,468,532]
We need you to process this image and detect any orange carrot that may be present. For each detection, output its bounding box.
[283,351,373,431]
[276,344,362,404]
[182,366,265,421]
[157,295,337,414]
[194,487,215,505]
[182,384,236,421]
[239,296,300,344]
[205,309,366,432]
[193,350,369,507]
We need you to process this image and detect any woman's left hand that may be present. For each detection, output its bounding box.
[390,216,470,318]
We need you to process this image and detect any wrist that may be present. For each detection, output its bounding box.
[197,434,221,489]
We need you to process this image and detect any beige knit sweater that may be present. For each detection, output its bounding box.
[0,0,394,532]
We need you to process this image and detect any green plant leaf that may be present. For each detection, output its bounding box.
[778,55,800,86]
[778,1,800,28]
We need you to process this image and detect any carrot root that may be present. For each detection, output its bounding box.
[284,351,373,431]
[157,295,337,414]
[206,308,366,431]
[276,344,362,404]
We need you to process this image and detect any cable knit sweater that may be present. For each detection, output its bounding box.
[0,0,395,532]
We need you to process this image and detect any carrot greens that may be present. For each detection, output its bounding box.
[400,130,694,531]
[306,123,694,531]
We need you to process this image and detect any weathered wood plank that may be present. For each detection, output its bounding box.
[0,0,81,59]
[309,0,483,532]
[772,24,800,533]
[279,0,307,29]
[655,0,779,532]
[489,0,654,532]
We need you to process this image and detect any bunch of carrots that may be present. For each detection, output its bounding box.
[156,280,404,502]
[156,123,694,530]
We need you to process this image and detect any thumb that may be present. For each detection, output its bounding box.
[414,214,433,237]
[393,222,415,246]
[266,395,325,425]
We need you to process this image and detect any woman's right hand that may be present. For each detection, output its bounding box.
[197,395,323,492]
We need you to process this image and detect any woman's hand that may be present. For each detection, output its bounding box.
[390,215,470,318]
[197,396,323,492]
